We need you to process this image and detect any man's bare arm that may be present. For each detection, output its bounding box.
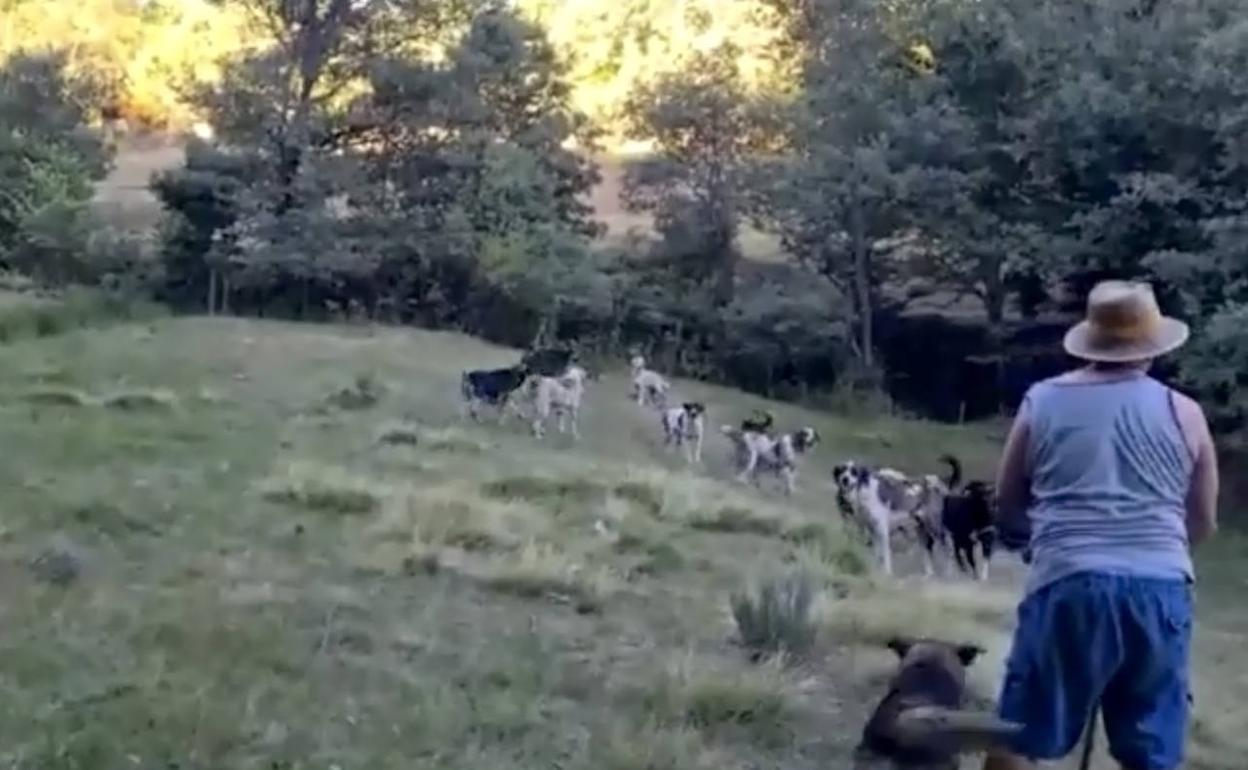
[1175,392,1219,545]
[995,404,1031,527]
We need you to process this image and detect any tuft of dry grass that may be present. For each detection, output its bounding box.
[476,542,617,614]
[639,655,796,747]
[688,505,785,537]
[21,386,92,406]
[99,388,178,410]
[374,482,544,555]
[259,462,384,515]
[731,572,819,658]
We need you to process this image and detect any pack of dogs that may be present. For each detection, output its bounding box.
[462,350,1010,582]
[460,349,1028,768]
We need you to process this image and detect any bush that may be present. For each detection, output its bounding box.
[730,572,818,659]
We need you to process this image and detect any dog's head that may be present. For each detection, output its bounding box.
[964,480,992,500]
[832,461,855,491]
[792,427,819,453]
[629,355,645,372]
[682,402,706,419]
[832,460,871,492]
[872,637,1021,755]
[886,636,985,677]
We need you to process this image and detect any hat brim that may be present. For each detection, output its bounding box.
[1062,317,1190,363]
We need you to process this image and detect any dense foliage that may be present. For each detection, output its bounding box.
[7,0,1248,436]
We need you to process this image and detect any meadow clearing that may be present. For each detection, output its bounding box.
[0,307,1243,770]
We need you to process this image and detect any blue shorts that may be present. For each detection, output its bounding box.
[997,572,1192,770]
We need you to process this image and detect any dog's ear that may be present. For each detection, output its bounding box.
[955,644,985,667]
[886,637,914,659]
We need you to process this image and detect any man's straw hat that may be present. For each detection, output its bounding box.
[1063,280,1189,363]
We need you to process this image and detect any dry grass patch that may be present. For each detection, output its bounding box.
[476,542,617,613]
[639,655,796,747]
[372,483,545,555]
[816,579,1018,696]
[259,462,385,515]
[688,505,785,537]
[99,388,178,410]
[376,422,488,454]
[589,724,731,770]
[21,386,92,406]
[480,474,607,511]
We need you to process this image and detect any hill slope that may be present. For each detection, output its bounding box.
[0,316,1241,769]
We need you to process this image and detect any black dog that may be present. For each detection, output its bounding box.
[854,637,1020,770]
[938,456,997,581]
[460,365,528,420]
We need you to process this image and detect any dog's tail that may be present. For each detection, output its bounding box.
[939,454,963,491]
[893,706,1022,752]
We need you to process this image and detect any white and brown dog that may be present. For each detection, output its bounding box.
[629,355,670,410]
[833,461,949,578]
[661,401,706,464]
[722,424,820,495]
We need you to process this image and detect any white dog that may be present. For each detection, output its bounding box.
[630,355,670,410]
[530,365,588,439]
[661,401,706,464]
[832,461,949,578]
[721,424,820,496]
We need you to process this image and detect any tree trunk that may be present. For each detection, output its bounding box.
[849,194,874,369]
[983,260,1006,324]
[207,269,218,315]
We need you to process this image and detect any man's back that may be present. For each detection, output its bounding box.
[1023,372,1194,593]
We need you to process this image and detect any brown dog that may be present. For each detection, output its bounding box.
[853,637,1021,770]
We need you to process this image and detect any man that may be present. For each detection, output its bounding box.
[987,281,1219,770]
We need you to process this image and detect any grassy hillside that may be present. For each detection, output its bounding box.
[0,316,1242,769]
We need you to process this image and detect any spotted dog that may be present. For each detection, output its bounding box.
[832,462,947,578]
[722,425,820,496]
[661,401,706,464]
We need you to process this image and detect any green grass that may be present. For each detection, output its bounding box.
[0,314,1241,770]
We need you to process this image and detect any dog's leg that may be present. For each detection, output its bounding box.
[920,531,936,580]
[782,467,796,496]
[570,406,580,441]
[692,432,702,465]
[737,448,758,484]
[877,517,893,577]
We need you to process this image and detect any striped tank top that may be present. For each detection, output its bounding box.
[1020,373,1194,595]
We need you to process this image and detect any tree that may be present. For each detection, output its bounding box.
[0,51,112,284]
[757,0,933,369]
[623,43,777,306]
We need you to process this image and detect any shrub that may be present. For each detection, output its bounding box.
[730,572,818,658]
